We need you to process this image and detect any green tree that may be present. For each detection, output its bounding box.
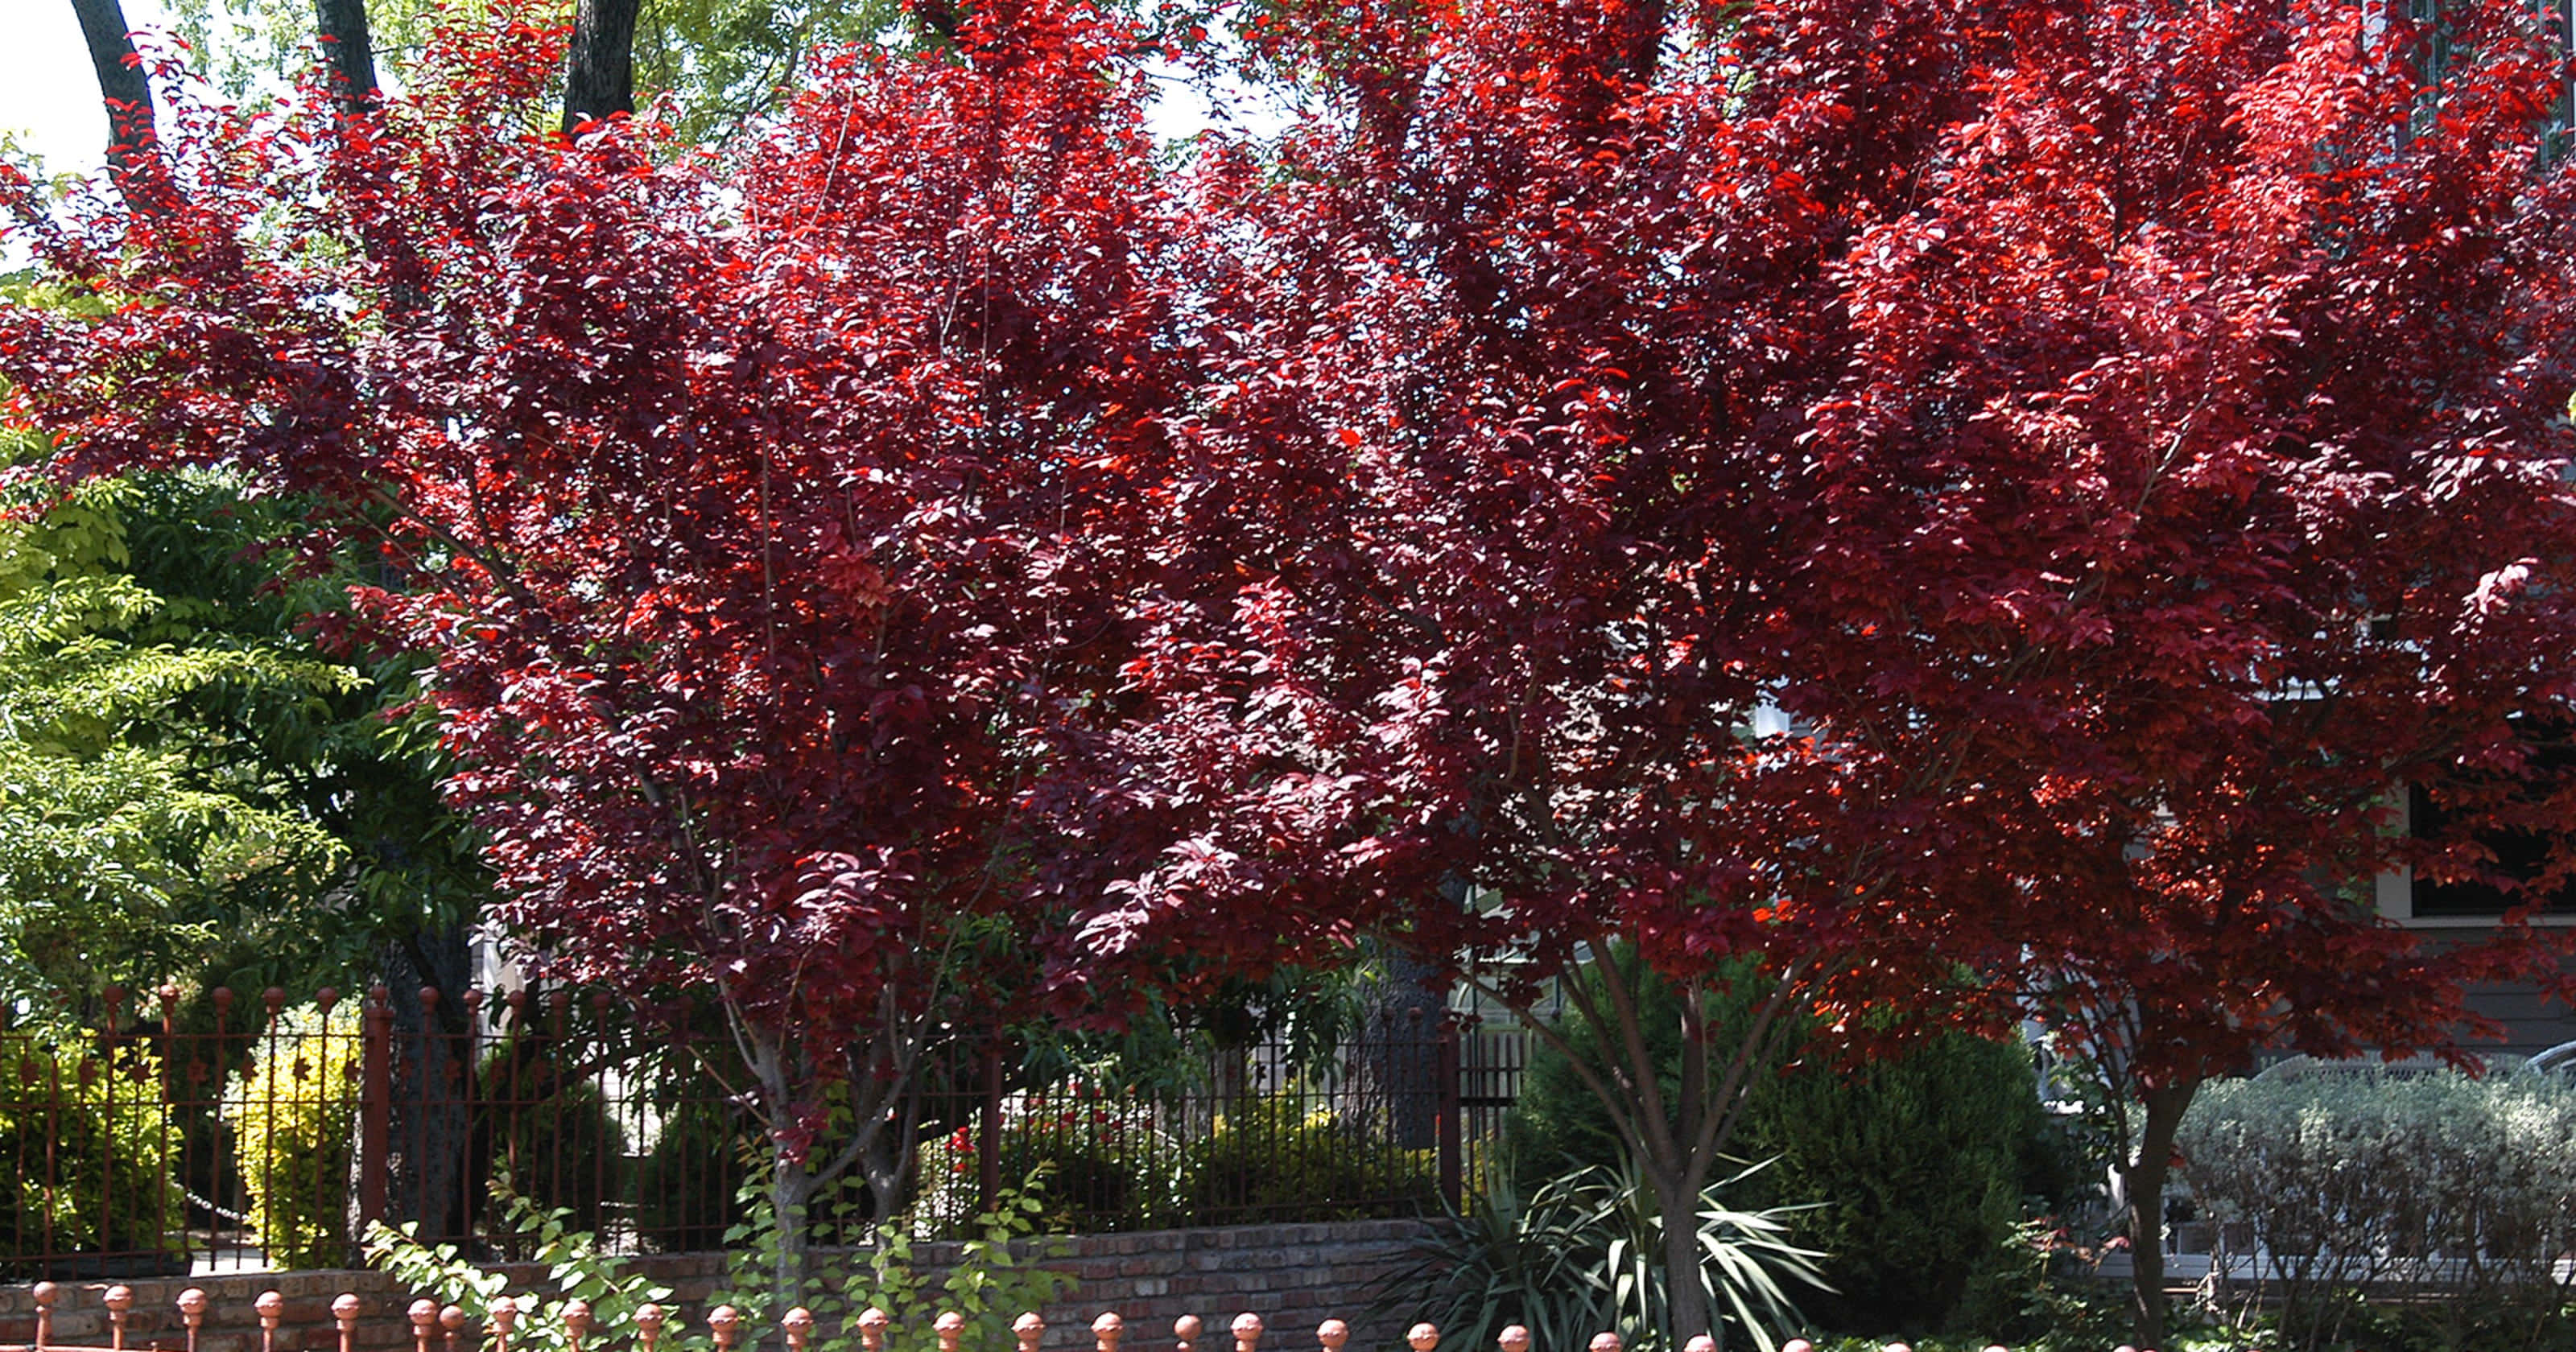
[0,470,353,1020]
[160,0,909,142]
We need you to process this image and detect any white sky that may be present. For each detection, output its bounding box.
[0,0,175,178]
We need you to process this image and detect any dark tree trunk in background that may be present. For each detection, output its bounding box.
[312,0,379,115]
[380,927,475,1243]
[1368,959,1445,1149]
[67,0,155,193]
[561,0,642,131]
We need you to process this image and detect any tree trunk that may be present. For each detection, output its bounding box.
[67,0,155,190]
[2120,1079,2199,1351]
[771,1152,818,1304]
[381,928,474,1244]
[1526,954,1789,1350]
[741,1024,817,1300]
[1653,1164,1715,1348]
[560,0,642,132]
[311,0,379,115]
[1369,961,1445,1150]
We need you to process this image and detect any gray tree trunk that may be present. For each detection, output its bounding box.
[311,0,379,114]
[381,927,474,1243]
[1368,961,1444,1149]
[561,0,642,131]
[67,0,155,192]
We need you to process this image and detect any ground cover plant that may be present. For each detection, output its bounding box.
[12,1,2576,1346]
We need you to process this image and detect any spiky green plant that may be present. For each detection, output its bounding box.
[1389,1159,1826,1352]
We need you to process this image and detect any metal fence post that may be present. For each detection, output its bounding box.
[1436,1015,1462,1211]
[360,984,391,1230]
[978,1040,1003,1215]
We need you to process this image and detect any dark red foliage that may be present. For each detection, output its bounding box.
[10,3,2576,1329]
[0,3,1201,1085]
[1038,3,2576,1333]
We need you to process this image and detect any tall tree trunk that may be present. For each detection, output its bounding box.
[1369,960,1445,1150]
[381,927,474,1243]
[561,0,642,132]
[312,0,379,115]
[2120,1079,2199,1351]
[1651,1162,1715,1347]
[68,0,156,196]
[770,1152,819,1304]
[741,1023,817,1300]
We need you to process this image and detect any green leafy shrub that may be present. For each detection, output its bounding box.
[368,1190,675,1352]
[0,1035,184,1275]
[1510,971,2065,1337]
[914,1083,1180,1234]
[220,1000,361,1270]
[1734,1033,2063,1335]
[711,1175,1075,1352]
[1174,1095,1437,1224]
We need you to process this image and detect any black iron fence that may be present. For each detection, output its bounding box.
[0,986,1522,1279]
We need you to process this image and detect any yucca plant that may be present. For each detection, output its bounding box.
[1387,1160,1825,1352]
[1383,1170,1617,1352]
[1598,1158,1827,1352]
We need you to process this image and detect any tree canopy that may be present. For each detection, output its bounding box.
[0,468,353,1020]
[9,1,2576,1344]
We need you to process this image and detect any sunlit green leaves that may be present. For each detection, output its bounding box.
[0,483,357,1021]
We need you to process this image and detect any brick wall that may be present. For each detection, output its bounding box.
[0,1221,1431,1352]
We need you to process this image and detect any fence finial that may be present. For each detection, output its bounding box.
[257,1292,286,1352]
[859,1309,890,1352]
[1316,1321,1348,1352]
[1173,1317,1202,1352]
[490,1296,518,1352]
[1685,1338,1715,1352]
[1587,1334,1620,1352]
[934,1312,964,1352]
[410,1299,440,1352]
[105,1286,134,1352]
[1497,1328,1530,1352]
[563,1300,592,1352]
[179,1289,210,1352]
[1881,1344,1913,1352]
[1781,1342,1812,1352]
[635,1305,667,1352]
[783,1309,813,1352]
[1093,1313,1125,1352]
[440,1306,467,1352]
[335,1295,364,1352]
[1228,1314,1260,1352]
[708,1306,740,1352]
[1407,1326,1439,1352]
[1016,1312,1046,1352]
[31,1284,56,1352]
